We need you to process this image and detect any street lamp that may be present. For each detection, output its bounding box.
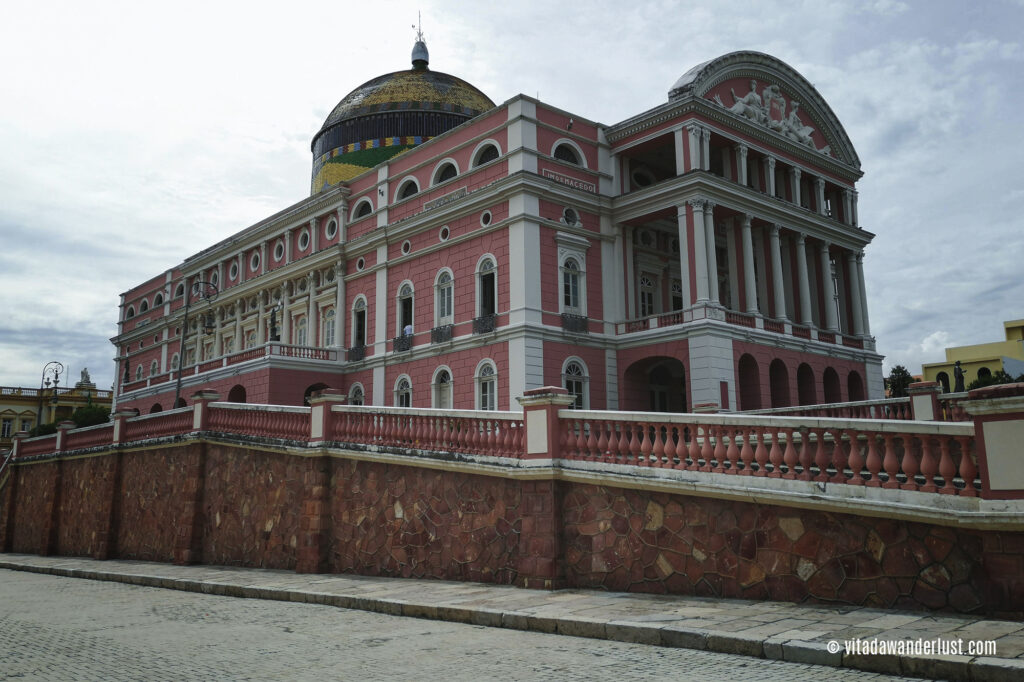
[173,279,219,408]
[36,361,63,429]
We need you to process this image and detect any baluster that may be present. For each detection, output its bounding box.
[782,428,798,479]
[830,429,848,483]
[586,420,600,461]
[847,429,864,485]
[700,425,714,472]
[487,418,498,454]
[628,422,641,465]
[956,435,977,496]
[559,417,570,453]
[725,428,740,473]
[606,420,620,463]
[881,432,899,488]
[813,428,829,482]
[797,428,813,480]
[666,425,681,468]
[768,429,783,478]
[575,420,588,460]
[864,431,882,487]
[900,435,920,491]
[652,423,666,467]
[501,419,513,456]
[636,423,651,466]
[688,424,701,470]
[754,427,769,476]
[740,427,755,475]
[919,436,938,492]
[712,426,726,473]
[938,437,956,494]
[595,420,609,461]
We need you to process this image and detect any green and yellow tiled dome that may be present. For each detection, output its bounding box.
[311,41,495,193]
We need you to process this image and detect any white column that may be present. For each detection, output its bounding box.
[337,201,348,243]
[674,128,686,176]
[736,144,748,186]
[625,226,636,317]
[796,234,813,326]
[769,225,787,320]
[851,191,859,227]
[701,128,711,171]
[257,290,266,344]
[842,190,853,225]
[741,214,758,314]
[260,241,267,275]
[334,264,345,349]
[814,178,826,216]
[686,124,701,172]
[306,273,316,345]
[820,242,839,331]
[856,252,870,335]
[790,167,802,206]
[764,156,776,196]
[703,200,719,303]
[310,218,319,252]
[847,251,864,336]
[281,284,291,343]
[689,199,709,302]
[284,228,293,263]
[233,299,242,351]
[673,211,691,307]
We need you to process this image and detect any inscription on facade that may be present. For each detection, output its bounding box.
[424,186,468,211]
[542,169,596,193]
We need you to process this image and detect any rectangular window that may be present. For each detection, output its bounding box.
[1,419,12,438]
[21,419,32,432]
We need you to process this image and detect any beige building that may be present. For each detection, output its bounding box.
[922,319,1024,392]
[1,370,112,451]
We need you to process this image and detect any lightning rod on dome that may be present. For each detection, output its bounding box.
[411,11,429,70]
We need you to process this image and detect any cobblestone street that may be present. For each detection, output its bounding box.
[0,569,922,681]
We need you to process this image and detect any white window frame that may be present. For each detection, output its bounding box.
[351,296,368,347]
[294,315,308,346]
[431,158,460,185]
[470,139,502,168]
[475,359,498,411]
[434,268,454,326]
[352,198,374,220]
[322,307,336,347]
[348,383,365,406]
[562,357,590,410]
[394,176,420,202]
[394,375,412,408]
[396,280,415,336]
[555,232,590,316]
[551,138,587,168]
[475,254,498,319]
[431,366,453,409]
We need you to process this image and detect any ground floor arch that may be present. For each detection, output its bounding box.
[621,356,688,413]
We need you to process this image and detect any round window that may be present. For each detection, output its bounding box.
[298,229,310,251]
[480,210,492,227]
[562,208,578,225]
[274,241,285,262]
[250,252,261,271]
[439,226,450,242]
[356,257,365,272]
[229,262,239,280]
[401,240,411,255]
[325,220,338,240]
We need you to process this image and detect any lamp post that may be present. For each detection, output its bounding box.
[36,361,64,429]
[173,279,219,408]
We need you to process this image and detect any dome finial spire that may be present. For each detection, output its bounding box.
[411,12,429,70]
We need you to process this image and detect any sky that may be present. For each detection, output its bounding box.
[1,0,1022,391]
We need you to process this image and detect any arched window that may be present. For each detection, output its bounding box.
[140,299,149,313]
[135,366,143,381]
[472,142,500,167]
[476,361,497,411]
[433,161,458,185]
[294,315,307,346]
[432,368,452,409]
[477,257,497,319]
[352,297,367,348]
[245,329,257,349]
[554,142,582,166]
[936,371,950,393]
[126,306,136,319]
[563,359,589,409]
[397,178,419,201]
[322,308,336,346]
[349,383,365,406]
[154,293,164,306]
[435,270,454,326]
[397,282,414,336]
[174,283,185,298]
[562,257,582,313]
[353,199,373,219]
[227,385,247,403]
[171,353,180,371]
[149,360,159,377]
[395,376,412,408]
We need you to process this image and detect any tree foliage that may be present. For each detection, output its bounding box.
[966,370,1022,391]
[27,405,111,437]
[886,365,914,398]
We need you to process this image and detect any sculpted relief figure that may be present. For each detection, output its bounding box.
[725,79,767,123]
[783,101,815,146]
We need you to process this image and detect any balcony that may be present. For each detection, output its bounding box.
[560,313,589,334]
[473,314,496,335]
[431,324,453,344]
[348,344,366,362]
[392,335,412,353]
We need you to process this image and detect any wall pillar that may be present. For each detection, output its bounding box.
[856,252,870,335]
[687,199,709,303]
[686,124,701,171]
[702,200,719,304]
[296,455,332,574]
[963,383,1024,500]
[815,177,826,215]
[789,167,802,206]
[516,387,574,589]
[736,144,748,185]
[764,156,776,196]
[741,214,758,314]
[820,241,839,331]
[191,390,221,431]
[847,251,865,336]
[334,264,346,349]
[769,225,787,320]
[796,233,813,326]
[908,381,942,421]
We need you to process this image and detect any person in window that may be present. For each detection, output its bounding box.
[403,323,413,337]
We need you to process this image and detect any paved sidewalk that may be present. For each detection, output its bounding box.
[2,554,1021,681]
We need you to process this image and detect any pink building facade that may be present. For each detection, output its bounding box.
[111,50,881,415]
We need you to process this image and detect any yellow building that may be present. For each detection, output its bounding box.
[922,319,1024,392]
[0,369,112,452]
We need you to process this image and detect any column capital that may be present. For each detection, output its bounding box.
[742,213,753,228]
[856,251,865,263]
[701,127,711,140]
[765,156,776,169]
[686,122,703,134]
[736,143,748,157]
[819,240,832,253]
[796,232,806,246]
[814,177,825,189]
[790,166,801,178]
[770,223,782,237]
[703,200,716,213]
[687,198,706,211]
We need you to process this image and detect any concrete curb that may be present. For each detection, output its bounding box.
[1,559,1020,681]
